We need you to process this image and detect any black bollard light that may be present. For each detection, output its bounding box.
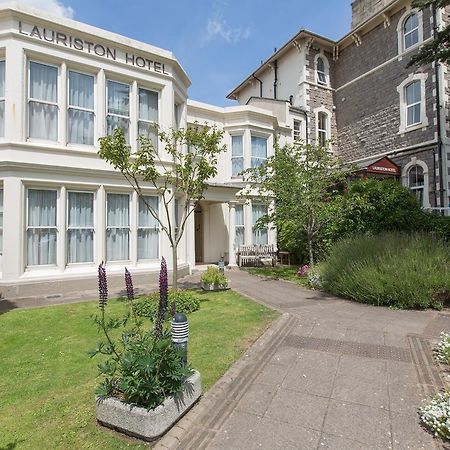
[171,312,189,366]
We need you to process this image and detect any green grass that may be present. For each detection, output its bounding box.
[245,266,310,287]
[0,290,278,450]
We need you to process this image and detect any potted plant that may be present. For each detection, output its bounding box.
[92,259,201,441]
[200,266,229,291]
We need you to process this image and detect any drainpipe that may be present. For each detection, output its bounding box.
[252,74,263,97]
[273,60,278,99]
[433,4,445,211]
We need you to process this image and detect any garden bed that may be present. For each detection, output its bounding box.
[0,290,278,449]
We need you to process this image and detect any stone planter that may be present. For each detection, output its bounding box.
[201,282,229,291]
[96,370,201,441]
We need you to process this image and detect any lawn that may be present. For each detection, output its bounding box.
[245,265,310,287]
[0,290,278,450]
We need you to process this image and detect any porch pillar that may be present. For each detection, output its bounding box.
[228,201,237,267]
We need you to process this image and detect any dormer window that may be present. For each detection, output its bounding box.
[316,57,327,85]
[404,14,419,50]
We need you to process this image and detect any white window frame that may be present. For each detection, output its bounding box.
[250,134,268,169]
[27,60,59,142]
[293,119,302,141]
[235,204,245,247]
[66,190,95,265]
[0,187,3,272]
[26,187,58,267]
[402,158,430,208]
[315,54,329,86]
[138,87,159,151]
[252,204,268,245]
[314,106,332,148]
[106,192,130,262]
[397,9,423,56]
[67,70,95,146]
[397,73,428,134]
[106,79,130,141]
[0,60,5,138]
[137,194,160,261]
[231,134,244,177]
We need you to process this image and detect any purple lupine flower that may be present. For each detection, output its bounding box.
[154,257,168,339]
[98,262,108,310]
[297,264,310,277]
[124,268,134,301]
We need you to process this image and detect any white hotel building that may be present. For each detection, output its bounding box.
[0,4,293,300]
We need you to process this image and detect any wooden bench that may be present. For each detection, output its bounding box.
[237,244,276,267]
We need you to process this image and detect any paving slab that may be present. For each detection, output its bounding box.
[160,270,445,450]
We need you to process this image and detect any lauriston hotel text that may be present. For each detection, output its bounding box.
[18,21,170,75]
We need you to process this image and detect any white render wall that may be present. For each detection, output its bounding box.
[0,5,194,297]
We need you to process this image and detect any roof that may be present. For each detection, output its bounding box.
[227,0,404,100]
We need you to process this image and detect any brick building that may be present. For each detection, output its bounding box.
[227,0,450,212]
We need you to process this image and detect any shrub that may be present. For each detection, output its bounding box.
[420,391,450,440]
[134,290,200,320]
[200,266,228,287]
[436,332,450,365]
[320,232,450,309]
[90,261,192,410]
[307,264,324,289]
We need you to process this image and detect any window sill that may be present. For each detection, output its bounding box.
[398,121,428,134]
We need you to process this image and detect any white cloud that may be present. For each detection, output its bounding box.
[206,17,250,44]
[0,0,74,18]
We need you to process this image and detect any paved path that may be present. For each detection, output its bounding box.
[159,269,450,450]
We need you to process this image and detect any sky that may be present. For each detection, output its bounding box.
[3,0,352,106]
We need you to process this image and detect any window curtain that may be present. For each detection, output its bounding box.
[67,192,94,263]
[232,135,243,176]
[108,81,129,116]
[251,136,267,168]
[138,196,159,260]
[235,205,244,247]
[0,60,4,137]
[68,72,94,145]
[252,205,268,245]
[27,189,57,265]
[139,89,158,122]
[29,62,58,141]
[106,194,129,261]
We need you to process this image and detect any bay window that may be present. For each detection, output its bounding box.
[67,192,94,263]
[106,80,130,141]
[27,189,57,266]
[138,88,158,149]
[68,71,94,145]
[29,62,58,141]
[251,136,267,169]
[231,135,244,177]
[252,205,268,245]
[0,60,4,137]
[138,196,159,260]
[106,193,129,261]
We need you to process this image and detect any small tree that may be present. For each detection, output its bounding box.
[244,140,349,266]
[98,125,225,289]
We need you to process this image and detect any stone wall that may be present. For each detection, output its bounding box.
[352,0,392,29]
[334,6,437,162]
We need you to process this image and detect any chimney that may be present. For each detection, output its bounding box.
[351,0,391,29]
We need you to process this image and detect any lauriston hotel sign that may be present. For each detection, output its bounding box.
[18,21,170,75]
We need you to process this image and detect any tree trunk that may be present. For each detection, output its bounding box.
[307,233,314,268]
[172,245,178,291]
